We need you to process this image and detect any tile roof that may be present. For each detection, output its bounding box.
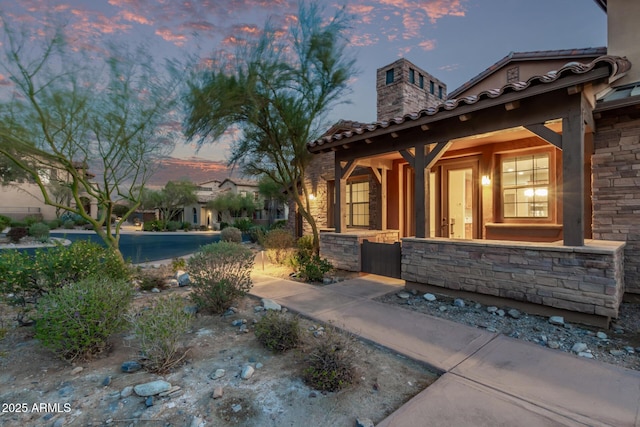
[308,55,630,152]
[448,47,607,99]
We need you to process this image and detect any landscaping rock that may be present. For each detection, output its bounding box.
[549,316,565,326]
[209,369,225,380]
[578,352,594,359]
[212,386,223,399]
[507,309,521,319]
[423,293,436,302]
[145,396,154,407]
[120,386,133,398]
[356,417,374,427]
[177,273,190,287]
[453,298,465,308]
[610,349,626,357]
[397,292,411,299]
[571,343,588,353]
[496,309,505,317]
[134,380,171,397]
[232,403,242,413]
[184,306,198,315]
[487,306,498,314]
[70,366,83,375]
[121,361,142,373]
[596,332,608,340]
[241,365,254,379]
[547,341,560,349]
[151,287,160,293]
[102,376,111,387]
[262,298,281,311]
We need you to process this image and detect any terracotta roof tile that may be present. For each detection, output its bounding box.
[308,55,630,151]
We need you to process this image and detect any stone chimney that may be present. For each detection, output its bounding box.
[605,0,640,86]
[376,58,446,122]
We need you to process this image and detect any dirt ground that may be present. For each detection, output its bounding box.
[0,265,436,427]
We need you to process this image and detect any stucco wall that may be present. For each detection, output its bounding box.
[0,184,57,220]
[593,117,640,293]
[401,238,625,319]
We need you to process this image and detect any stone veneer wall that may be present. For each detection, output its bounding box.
[401,238,625,318]
[320,230,400,272]
[593,117,640,293]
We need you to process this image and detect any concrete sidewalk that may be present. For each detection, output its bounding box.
[250,273,640,427]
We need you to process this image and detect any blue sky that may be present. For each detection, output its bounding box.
[0,0,607,162]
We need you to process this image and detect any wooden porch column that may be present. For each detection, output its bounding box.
[415,143,428,238]
[380,168,388,230]
[334,155,347,233]
[562,97,585,246]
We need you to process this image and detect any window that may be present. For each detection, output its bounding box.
[419,74,424,89]
[429,80,434,94]
[409,68,415,84]
[346,180,369,227]
[502,153,550,218]
[438,85,443,99]
[386,69,394,84]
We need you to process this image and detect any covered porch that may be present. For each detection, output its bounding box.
[311,57,629,321]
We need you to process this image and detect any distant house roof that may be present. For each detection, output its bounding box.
[447,47,607,99]
[219,178,258,188]
[308,55,631,152]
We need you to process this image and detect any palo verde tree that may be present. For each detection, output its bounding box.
[0,18,182,261]
[207,192,260,223]
[184,2,356,253]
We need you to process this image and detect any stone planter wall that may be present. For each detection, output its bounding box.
[401,238,625,318]
[320,230,400,272]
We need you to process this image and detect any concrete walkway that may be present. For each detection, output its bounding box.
[249,273,640,427]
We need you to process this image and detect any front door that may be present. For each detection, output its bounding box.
[442,162,478,239]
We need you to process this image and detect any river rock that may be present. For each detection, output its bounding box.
[453,298,465,308]
[571,342,588,353]
[121,361,142,373]
[596,332,608,340]
[423,293,437,302]
[356,418,374,427]
[209,369,225,380]
[241,365,255,379]
[507,309,521,319]
[134,380,171,397]
[120,386,133,398]
[549,316,565,326]
[70,366,83,375]
[178,273,190,287]
[212,386,223,399]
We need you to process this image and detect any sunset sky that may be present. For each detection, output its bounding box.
[0,0,607,163]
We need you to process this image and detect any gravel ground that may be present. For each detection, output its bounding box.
[376,290,640,371]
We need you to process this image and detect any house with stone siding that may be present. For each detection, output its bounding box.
[294,0,639,326]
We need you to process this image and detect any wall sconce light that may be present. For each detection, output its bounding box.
[481,175,491,186]
[309,194,316,200]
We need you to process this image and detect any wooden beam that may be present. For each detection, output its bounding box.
[381,168,388,230]
[524,124,562,149]
[399,149,415,167]
[562,96,585,246]
[425,141,452,168]
[341,159,357,180]
[369,166,382,184]
[414,143,427,238]
[334,156,347,233]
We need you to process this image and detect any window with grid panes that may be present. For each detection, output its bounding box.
[502,153,550,218]
[346,180,369,227]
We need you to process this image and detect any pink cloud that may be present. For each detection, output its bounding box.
[349,33,379,47]
[439,63,459,72]
[155,27,187,46]
[119,10,153,26]
[419,39,436,51]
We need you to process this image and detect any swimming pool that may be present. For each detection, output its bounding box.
[49,232,223,263]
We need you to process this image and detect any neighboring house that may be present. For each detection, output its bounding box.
[0,162,97,221]
[298,0,638,325]
[184,177,288,229]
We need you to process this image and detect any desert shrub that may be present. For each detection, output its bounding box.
[23,214,43,226]
[182,222,192,231]
[74,217,89,226]
[47,218,62,229]
[0,215,11,231]
[254,311,301,353]
[36,240,130,286]
[232,218,253,232]
[166,221,181,232]
[63,219,75,229]
[302,330,356,392]
[128,295,193,373]
[247,225,267,244]
[263,229,295,265]
[297,255,333,283]
[138,274,167,291]
[0,250,40,324]
[220,226,242,243]
[34,276,134,361]
[7,227,28,243]
[9,220,27,228]
[269,220,287,230]
[29,222,50,243]
[171,257,187,273]
[297,235,314,259]
[187,242,254,313]
[219,221,229,230]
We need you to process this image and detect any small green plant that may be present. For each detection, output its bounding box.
[247,225,267,244]
[187,242,254,313]
[254,311,301,353]
[166,220,181,231]
[34,276,134,361]
[220,226,242,243]
[182,222,192,231]
[297,255,333,283]
[263,229,296,265]
[297,235,314,259]
[0,215,11,231]
[302,329,356,392]
[128,295,193,373]
[47,218,62,229]
[232,218,254,232]
[138,274,167,291]
[63,219,75,229]
[29,222,50,243]
[7,227,28,243]
[171,257,187,273]
[23,214,43,226]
